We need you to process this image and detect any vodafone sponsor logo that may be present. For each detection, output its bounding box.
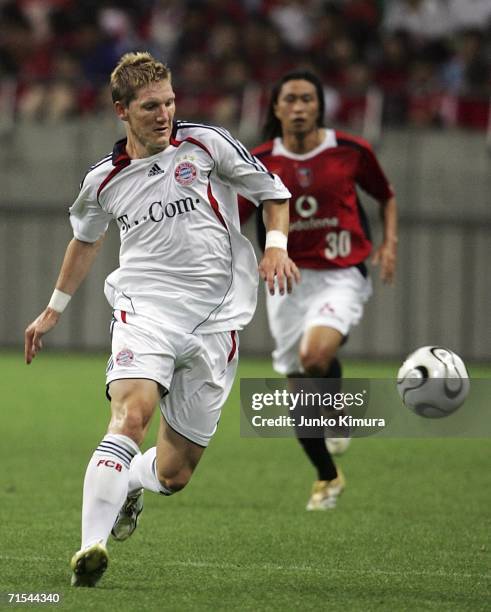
[295,195,318,218]
[290,217,338,232]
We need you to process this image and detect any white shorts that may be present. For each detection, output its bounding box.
[266,267,372,375]
[106,310,239,447]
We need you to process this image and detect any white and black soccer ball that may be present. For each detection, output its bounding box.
[325,437,351,455]
[397,346,470,418]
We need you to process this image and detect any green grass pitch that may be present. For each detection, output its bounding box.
[0,352,489,611]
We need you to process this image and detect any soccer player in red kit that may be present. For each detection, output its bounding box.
[239,71,398,510]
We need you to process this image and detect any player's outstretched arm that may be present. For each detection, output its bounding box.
[259,199,300,296]
[24,236,104,364]
[371,196,398,285]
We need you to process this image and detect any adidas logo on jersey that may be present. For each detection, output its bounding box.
[148,163,165,177]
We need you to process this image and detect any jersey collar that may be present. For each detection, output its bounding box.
[112,138,130,166]
[273,129,337,160]
[112,123,180,164]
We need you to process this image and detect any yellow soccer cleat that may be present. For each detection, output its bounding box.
[306,470,346,510]
[70,542,109,587]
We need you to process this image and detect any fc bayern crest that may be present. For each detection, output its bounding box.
[296,166,313,188]
[174,161,197,186]
[115,348,134,366]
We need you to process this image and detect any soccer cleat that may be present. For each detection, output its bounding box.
[325,437,351,456]
[111,489,144,541]
[306,470,346,511]
[70,542,108,587]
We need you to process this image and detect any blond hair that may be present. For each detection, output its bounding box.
[110,52,171,106]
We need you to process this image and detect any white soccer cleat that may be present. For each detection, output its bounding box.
[111,489,144,541]
[325,437,351,455]
[70,542,109,587]
[306,470,346,510]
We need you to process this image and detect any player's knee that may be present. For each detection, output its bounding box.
[300,347,333,377]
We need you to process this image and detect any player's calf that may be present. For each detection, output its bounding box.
[155,465,193,494]
[126,446,185,496]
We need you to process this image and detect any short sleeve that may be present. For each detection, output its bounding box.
[196,126,291,205]
[69,177,113,243]
[355,143,394,202]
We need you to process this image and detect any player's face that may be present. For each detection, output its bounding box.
[116,79,176,157]
[274,80,320,136]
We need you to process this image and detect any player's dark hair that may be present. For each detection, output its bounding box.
[262,70,325,140]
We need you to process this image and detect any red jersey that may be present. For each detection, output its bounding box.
[239,129,394,270]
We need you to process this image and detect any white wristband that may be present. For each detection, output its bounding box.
[265,230,287,251]
[48,289,71,313]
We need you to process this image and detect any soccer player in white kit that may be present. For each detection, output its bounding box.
[24,52,299,587]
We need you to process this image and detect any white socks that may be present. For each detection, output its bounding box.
[80,438,176,549]
[128,447,174,496]
[81,434,140,549]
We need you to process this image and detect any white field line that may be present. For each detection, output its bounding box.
[0,556,489,581]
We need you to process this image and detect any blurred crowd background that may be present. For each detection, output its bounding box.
[1,0,490,131]
[1,1,490,359]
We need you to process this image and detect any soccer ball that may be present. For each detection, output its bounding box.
[325,437,351,455]
[396,346,470,418]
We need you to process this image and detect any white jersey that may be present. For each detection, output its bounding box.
[69,121,290,333]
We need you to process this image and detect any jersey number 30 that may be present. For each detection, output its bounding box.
[325,230,351,259]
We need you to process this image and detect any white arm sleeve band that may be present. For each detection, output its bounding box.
[265,230,287,251]
[48,289,72,313]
